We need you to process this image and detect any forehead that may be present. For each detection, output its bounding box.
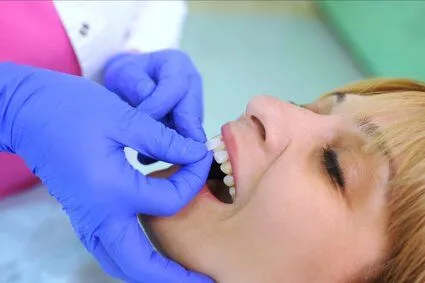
[311,94,392,155]
[305,94,372,141]
[309,94,393,134]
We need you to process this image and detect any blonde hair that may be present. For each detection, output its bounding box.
[323,78,425,282]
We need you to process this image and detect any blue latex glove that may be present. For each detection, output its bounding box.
[103,50,205,165]
[0,63,213,283]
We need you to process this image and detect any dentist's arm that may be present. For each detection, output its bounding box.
[0,63,213,283]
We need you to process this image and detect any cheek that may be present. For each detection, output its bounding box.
[230,162,352,276]
[251,167,341,242]
[236,143,273,192]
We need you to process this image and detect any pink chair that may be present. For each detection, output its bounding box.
[0,0,81,198]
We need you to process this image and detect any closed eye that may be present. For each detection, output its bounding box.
[322,147,345,191]
[289,101,306,108]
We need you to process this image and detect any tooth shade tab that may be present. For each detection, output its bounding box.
[216,141,226,151]
[214,150,228,164]
[205,136,221,151]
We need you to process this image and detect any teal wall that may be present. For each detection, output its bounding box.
[318,0,425,81]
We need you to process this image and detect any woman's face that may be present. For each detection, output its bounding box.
[147,94,391,283]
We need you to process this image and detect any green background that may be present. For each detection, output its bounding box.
[318,0,425,80]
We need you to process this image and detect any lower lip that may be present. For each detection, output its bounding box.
[221,123,238,189]
[198,185,212,198]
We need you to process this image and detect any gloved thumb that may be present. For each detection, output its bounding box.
[97,218,214,283]
[103,54,156,107]
[112,108,207,165]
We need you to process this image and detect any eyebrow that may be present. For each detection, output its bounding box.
[330,92,394,174]
[356,116,394,176]
[329,93,383,150]
[308,93,389,158]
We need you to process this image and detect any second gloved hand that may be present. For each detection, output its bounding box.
[103,49,205,165]
[0,63,213,283]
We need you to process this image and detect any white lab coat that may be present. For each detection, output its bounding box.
[53,0,187,81]
[53,1,187,172]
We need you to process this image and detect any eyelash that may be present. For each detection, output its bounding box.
[289,101,305,108]
[321,147,345,191]
[296,99,346,192]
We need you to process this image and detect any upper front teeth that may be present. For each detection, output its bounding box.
[214,150,228,163]
[220,161,232,175]
[206,135,236,202]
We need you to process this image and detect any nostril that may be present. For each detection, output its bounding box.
[250,115,266,141]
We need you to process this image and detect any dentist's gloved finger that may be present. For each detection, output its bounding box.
[137,72,190,120]
[162,112,176,130]
[113,149,211,216]
[104,59,156,107]
[173,112,206,143]
[127,152,213,216]
[137,114,175,165]
[113,110,207,165]
[91,241,128,281]
[101,218,214,283]
[172,75,206,142]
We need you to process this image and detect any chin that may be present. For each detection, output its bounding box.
[140,165,229,279]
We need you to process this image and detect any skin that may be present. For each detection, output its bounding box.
[146,94,391,283]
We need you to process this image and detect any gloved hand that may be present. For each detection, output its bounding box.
[103,50,205,165]
[0,63,213,283]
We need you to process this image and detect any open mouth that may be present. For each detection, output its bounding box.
[207,159,233,204]
[206,135,236,204]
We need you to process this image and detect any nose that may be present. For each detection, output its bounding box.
[245,95,327,152]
